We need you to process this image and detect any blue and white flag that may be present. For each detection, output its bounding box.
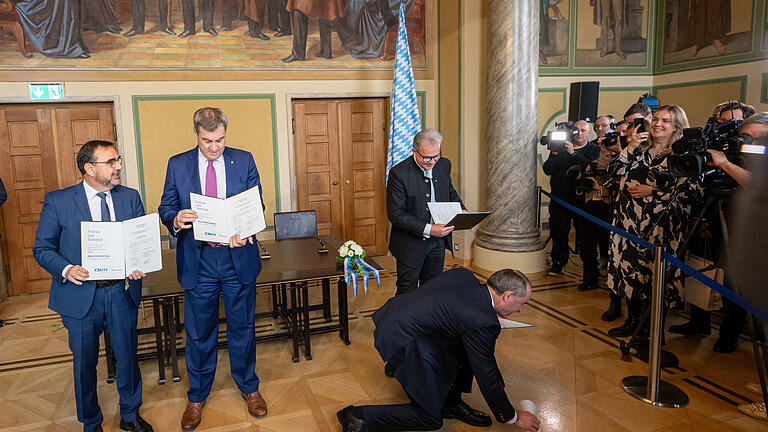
[387,3,422,179]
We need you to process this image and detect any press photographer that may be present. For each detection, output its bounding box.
[542,120,600,284]
[668,104,757,353]
[606,105,699,339]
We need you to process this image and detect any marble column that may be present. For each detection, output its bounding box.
[474,0,546,273]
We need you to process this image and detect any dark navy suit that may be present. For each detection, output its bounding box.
[0,176,6,206]
[362,268,517,430]
[33,182,145,432]
[158,147,264,403]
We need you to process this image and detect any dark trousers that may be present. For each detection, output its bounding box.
[129,0,170,31]
[290,10,333,59]
[276,0,290,33]
[361,345,469,431]
[549,200,575,266]
[688,298,747,343]
[394,238,445,296]
[220,0,241,28]
[579,200,610,286]
[185,245,260,402]
[61,283,141,432]
[182,0,214,32]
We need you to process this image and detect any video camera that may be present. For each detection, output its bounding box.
[540,121,579,153]
[601,131,629,149]
[667,117,751,178]
[566,162,607,195]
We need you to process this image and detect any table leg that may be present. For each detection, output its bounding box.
[104,331,116,383]
[164,298,181,382]
[322,278,331,322]
[338,277,350,345]
[302,282,312,360]
[271,284,278,318]
[290,283,300,362]
[152,300,166,385]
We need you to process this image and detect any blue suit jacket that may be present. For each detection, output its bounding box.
[158,147,264,289]
[33,183,145,319]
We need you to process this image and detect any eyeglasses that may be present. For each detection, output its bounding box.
[414,148,441,162]
[90,156,123,168]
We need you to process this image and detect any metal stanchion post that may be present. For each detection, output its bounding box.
[621,245,689,407]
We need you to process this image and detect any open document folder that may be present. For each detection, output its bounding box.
[427,202,490,230]
[190,185,266,244]
[81,213,162,280]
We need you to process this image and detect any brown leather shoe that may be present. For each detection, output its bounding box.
[242,390,268,417]
[181,401,205,431]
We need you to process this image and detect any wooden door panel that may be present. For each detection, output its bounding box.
[0,103,115,296]
[293,101,343,237]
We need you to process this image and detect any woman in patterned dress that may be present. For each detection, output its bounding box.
[606,105,698,338]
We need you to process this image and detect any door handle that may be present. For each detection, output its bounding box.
[345,179,351,184]
[333,181,339,185]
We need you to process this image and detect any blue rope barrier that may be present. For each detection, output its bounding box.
[540,189,768,323]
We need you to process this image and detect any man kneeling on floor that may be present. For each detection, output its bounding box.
[337,268,540,431]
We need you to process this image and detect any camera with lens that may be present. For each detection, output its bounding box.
[601,131,629,149]
[566,164,597,195]
[540,121,579,153]
[667,117,751,178]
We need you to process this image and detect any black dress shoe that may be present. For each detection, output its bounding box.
[204,27,218,36]
[119,415,154,432]
[713,338,738,353]
[384,363,394,378]
[161,27,176,35]
[106,25,122,34]
[274,30,291,37]
[249,31,269,40]
[577,283,597,292]
[443,400,492,427]
[219,25,232,31]
[178,29,193,38]
[315,52,332,59]
[336,406,367,432]
[282,54,305,63]
[123,28,144,37]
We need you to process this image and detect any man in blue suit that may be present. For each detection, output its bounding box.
[336,268,540,432]
[158,107,267,431]
[33,140,153,432]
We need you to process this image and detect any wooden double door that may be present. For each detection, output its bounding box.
[0,103,116,295]
[293,98,389,256]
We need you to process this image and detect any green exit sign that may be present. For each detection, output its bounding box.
[29,83,64,101]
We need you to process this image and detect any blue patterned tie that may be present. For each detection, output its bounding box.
[97,192,111,222]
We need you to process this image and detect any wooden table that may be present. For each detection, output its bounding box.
[105,235,382,385]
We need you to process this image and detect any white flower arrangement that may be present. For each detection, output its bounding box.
[337,240,367,276]
[337,239,379,295]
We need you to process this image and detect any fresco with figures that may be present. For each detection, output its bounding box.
[0,0,426,70]
[539,0,570,66]
[661,0,755,64]
[575,0,649,66]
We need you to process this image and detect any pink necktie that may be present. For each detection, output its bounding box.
[205,160,217,246]
[205,160,217,198]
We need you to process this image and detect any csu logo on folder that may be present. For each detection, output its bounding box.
[94,268,109,272]
[205,232,216,236]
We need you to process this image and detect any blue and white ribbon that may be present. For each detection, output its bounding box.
[343,256,380,296]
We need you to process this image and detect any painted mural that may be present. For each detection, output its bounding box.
[662,0,754,64]
[539,0,569,66]
[575,0,649,66]
[0,0,427,69]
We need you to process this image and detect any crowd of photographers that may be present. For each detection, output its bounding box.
[542,99,767,354]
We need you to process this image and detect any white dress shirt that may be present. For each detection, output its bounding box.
[198,149,226,199]
[62,181,116,277]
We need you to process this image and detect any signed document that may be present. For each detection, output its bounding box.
[190,185,266,244]
[81,213,163,280]
[427,202,463,225]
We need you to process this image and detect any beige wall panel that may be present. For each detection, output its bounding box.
[656,81,743,125]
[136,98,276,232]
[598,90,650,119]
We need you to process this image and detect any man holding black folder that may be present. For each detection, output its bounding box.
[387,129,466,296]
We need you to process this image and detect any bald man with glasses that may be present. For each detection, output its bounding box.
[387,129,466,298]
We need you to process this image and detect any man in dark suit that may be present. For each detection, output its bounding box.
[123,0,175,36]
[337,268,541,432]
[387,128,465,296]
[33,140,153,432]
[158,107,267,431]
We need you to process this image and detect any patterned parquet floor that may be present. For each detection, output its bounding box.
[0,254,766,431]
